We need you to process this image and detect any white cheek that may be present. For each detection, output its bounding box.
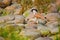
[33,10,37,14]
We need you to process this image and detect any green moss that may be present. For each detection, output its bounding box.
[23,10,30,17]
[9,31,29,40]
[57,6,60,12]
[56,36,60,40]
[40,29,50,36]
[58,18,60,33]
[0,24,30,40]
[50,34,60,40]
[0,9,10,16]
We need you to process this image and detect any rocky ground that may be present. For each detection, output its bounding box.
[0,0,60,40]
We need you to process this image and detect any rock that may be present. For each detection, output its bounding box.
[5,6,15,10]
[45,13,59,22]
[5,6,16,14]
[16,24,25,29]
[38,19,47,25]
[0,0,3,2]
[0,2,6,8]
[12,0,16,3]
[27,18,38,24]
[0,37,4,40]
[0,0,12,8]
[46,13,59,18]
[56,0,60,6]
[3,15,15,21]
[20,29,40,39]
[13,15,25,24]
[47,3,57,13]
[46,21,59,34]
[0,17,5,23]
[25,17,38,29]
[2,0,12,5]
[45,13,59,27]
[12,0,17,3]
[11,3,21,9]
[5,3,21,14]
[37,24,47,30]
[49,27,59,34]
[0,15,15,24]
[6,15,25,24]
[6,21,14,24]
[14,8,21,15]
[25,23,37,29]
[35,37,52,40]
[16,24,25,27]
[37,24,50,36]
[46,21,58,27]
